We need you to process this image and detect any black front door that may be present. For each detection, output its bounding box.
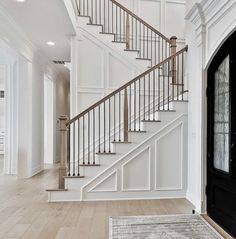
[207,31,236,237]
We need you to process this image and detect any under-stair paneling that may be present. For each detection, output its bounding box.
[89,170,118,192]
[155,123,183,190]
[77,113,187,201]
[122,146,151,191]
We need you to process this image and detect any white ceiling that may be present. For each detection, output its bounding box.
[0,0,75,77]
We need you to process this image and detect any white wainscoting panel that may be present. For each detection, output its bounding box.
[122,146,151,191]
[89,170,118,192]
[155,123,183,190]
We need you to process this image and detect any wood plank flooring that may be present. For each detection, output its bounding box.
[0,165,232,238]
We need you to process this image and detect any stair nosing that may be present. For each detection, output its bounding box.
[142,120,161,122]
[80,164,100,167]
[128,130,147,133]
[96,152,116,155]
[112,141,132,144]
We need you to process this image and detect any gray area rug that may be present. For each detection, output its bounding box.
[109,214,223,239]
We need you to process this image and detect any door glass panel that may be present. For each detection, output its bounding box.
[213,55,230,173]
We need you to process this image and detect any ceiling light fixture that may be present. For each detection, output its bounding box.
[16,0,25,2]
[47,41,55,46]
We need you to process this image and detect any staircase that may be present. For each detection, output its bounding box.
[47,0,188,202]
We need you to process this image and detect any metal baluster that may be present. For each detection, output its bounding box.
[99,0,101,25]
[67,125,70,176]
[162,64,165,110]
[155,34,157,65]
[129,84,131,130]
[108,0,110,33]
[143,25,145,58]
[116,5,118,40]
[78,120,80,175]
[108,98,111,152]
[98,105,101,152]
[112,2,114,33]
[104,0,106,31]
[95,0,97,23]
[148,73,150,119]
[147,28,149,59]
[119,91,121,141]
[83,116,85,164]
[104,101,106,152]
[136,19,137,50]
[124,88,128,141]
[114,95,116,142]
[83,0,85,15]
[153,70,155,119]
[120,7,121,41]
[134,82,136,130]
[182,52,184,101]
[151,31,153,66]
[73,123,75,175]
[93,109,95,164]
[167,60,170,110]
[158,67,160,110]
[143,76,146,120]
[131,17,134,50]
[138,79,141,131]
[88,112,90,164]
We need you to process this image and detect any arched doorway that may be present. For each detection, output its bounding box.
[207,30,236,236]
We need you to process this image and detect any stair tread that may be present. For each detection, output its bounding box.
[100,32,115,35]
[142,119,161,122]
[156,110,176,112]
[96,152,116,155]
[80,164,100,166]
[112,141,132,144]
[136,57,151,61]
[112,40,126,44]
[64,176,85,178]
[87,23,103,27]
[124,49,140,53]
[128,130,147,133]
[46,188,68,192]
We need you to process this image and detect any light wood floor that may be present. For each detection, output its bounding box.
[0,165,232,239]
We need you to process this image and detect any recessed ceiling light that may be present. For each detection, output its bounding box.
[16,0,25,2]
[47,41,55,46]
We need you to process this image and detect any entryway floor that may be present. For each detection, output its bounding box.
[0,165,232,239]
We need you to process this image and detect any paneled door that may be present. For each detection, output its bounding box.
[207,31,236,237]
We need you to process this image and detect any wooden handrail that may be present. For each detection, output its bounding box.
[110,0,171,44]
[66,46,188,126]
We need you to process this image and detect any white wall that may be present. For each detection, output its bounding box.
[185,0,236,212]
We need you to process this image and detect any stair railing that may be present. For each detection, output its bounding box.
[58,46,187,181]
[73,0,172,66]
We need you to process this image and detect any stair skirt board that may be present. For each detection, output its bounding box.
[48,113,188,202]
